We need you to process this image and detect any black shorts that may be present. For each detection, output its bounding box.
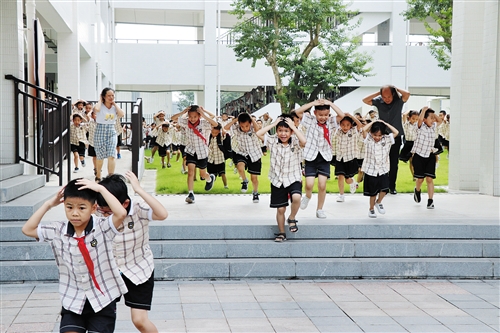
[185,152,208,170]
[357,159,364,168]
[399,141,414,162]
[270,181,302,208]
[171,144,179,152]
[122,271,154,311]
[330,155,337,167]
[334,158,358,178]
[207,162,225,176]
[261,146,267,153]
[150,137,157,146]
[233,153,262,175]
[434,138,444,155]
[363,173,390,197]
[179,145,186,157]
[304,154,331,178]
[116,134,122,147]
[88,145,96,157]
[71,142,86,157]
[438,135,449,148]
[412,153,436,179]
[60,299,117,333]
[158,144,170,157]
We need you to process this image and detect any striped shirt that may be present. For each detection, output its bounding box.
[334,128,359,162]
[411,122,437,158]
[403,121,418,141]
[178,117,211,159]
[231,124,263,162]
[267,135,303,188]
[301,112,337,162]
[38,216,127,314]
[362,133,395,176]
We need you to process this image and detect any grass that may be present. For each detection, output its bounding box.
[145,149,449,195]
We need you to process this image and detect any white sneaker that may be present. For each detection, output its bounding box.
[375,202,386,214]
[316,210,327,219]
[349,180,357,194]
[368,209,377,218]
[336,194,345,202]
[300,196,311,210]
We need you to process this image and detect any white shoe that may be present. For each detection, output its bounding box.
[300,196,311,210]
[375,202,386,214]
[316,210,327,219]
[349,180,358,194]
[336,194,345,202]
[368,209,377,218]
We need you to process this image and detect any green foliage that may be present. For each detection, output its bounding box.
[229,0,372,112]
[402,0,452,70]
[177,91,195,111]
[219,91,244,110]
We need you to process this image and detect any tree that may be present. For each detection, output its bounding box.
[176,91,195,111]
[402,0,452,70]
[229,0,372,112]
[218,91,243,109]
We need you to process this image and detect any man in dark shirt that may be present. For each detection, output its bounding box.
[362,85,411,194]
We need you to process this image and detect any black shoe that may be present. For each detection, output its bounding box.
[185,192,195,203]
[390,189,397,195]
[427,199,434,209]
[414,188,421,203]
[252,192,259,203]
[241,180,249,193]
[205,174,215,191]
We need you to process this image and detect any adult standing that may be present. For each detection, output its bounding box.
[362,85,410,194]
[93,87,124,182]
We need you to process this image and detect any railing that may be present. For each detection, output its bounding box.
[114,38,204,45]
[5,74,72,186]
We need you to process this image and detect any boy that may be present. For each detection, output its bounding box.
[256,115,306,242]
[295,99,345,219]
[208,123,230,189]
[171,105,218,203]
[97,172,168,333]
[224,112,264,203]
[147,111,166,163]
[411,106,443,209]
[22,178,128,333]
[70,113,88,173]
[87,109,98,174]
[155,121,173,169]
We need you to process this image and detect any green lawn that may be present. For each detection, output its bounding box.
[145,149,449,195]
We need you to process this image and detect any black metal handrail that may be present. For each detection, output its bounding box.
[5,74,71,186]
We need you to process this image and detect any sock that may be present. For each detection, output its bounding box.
[189,190,194,194]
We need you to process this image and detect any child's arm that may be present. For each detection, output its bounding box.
[170,107,189,122]
[256,119,279,141]
[379,120,399,137]
[224,117,238,132]
[76,179,127,229]
[361,121,376,139]
[433,113,443,126]
[125,171,168,221]
[402,110,409,123]
[199,107,218,127]
[201,108,216,119]
[285,118,306,147]
[22,188,65,238]
[251,116,261,131]
[325,100,346,120]
[417,106,428,128]
[345,112,362,130]
[294,100,319,119]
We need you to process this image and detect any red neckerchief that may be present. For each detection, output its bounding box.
[188,120,207,145]
[75,236,104,294]
[318,122,331,146]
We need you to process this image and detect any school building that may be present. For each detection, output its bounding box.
[0,0,499,196]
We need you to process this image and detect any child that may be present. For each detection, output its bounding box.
[97,172,168,333]
[155,121,173,169]
[224,112,264,203]
[256,115,306,242]
[147,111,166,163]
[171,105,218,203]
[22,178,128,333]
[170,121,182,163]
[356,116,367,185]
[399,110,419,179]
[333,113,363,202]
[87,109,98,174]
[207,123,230,189]
[411,106,443,209]
[69,113,88,173]
[361,120,399,218]
[295,99,344,219]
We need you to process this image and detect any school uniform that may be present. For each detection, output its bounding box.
[155,128,173,157]
[267,135,303,208]
[231,124,263,175]
[399,121,418,162]
[411,122,437,179]
[334,128,359,178]
[87,120,97,157]
[357,129,366,168]
[178,117,211,169]
[362,133,395,196]
[70,122,88,157]
[207,134,227,176]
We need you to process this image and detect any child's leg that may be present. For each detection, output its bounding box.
[289,193,301,220]
[250,174,259,193]
[73,151,79,168]
[161,156,165,166]
[221,174,228,187]
[426,176,434,199]
[376,191,386,204]
[409,156,414,178]
[199,168,210,180]
[187,163,196,191]
[357,170,364,183]
[182,156,187,171]
[131,308,158,333]
[415,178,424,191]
[166,150,171,165]
[369,195,376,210]
[338,175,345,194]
[304,176,315,199]
[276,207,286,234]
[237,162,247,181]
[317,175,328,210]
[151,145,158,158]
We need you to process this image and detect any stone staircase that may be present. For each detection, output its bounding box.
[1,220,498,282]
[0,164,60,221]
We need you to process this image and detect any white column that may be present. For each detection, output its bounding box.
[57,2,79,100]
[0,0,24,163]
[203,1,217,112]
[390,1,408,89]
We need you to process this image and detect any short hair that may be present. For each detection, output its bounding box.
[439,110,447,115]
[277,114,293,129]
[408,110,419,117]
[290,111,299,120]
[423,108,435,119]
[188,105,199,113]
[213,123,222,130]
[238,113,251,123]
[72,113,82,120]
[314,104,330,111]
[340,116,355,126]
[96,174,130,211]
[370,121,388,134]
[64,178,98,203]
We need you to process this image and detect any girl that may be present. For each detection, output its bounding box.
[399,110,419,178]
[362,120,399,218]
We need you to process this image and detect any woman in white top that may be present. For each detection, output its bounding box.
[93,88,124,181]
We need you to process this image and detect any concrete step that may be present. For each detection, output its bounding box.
[1,258,498,282]
[0,164,24,181]
[0,174,46,203]
[0,186,61,221]
[2,239,498,262]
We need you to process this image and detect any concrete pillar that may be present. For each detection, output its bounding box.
[390,1,408,90]
[0,0,24,163]
[203,1,217,112]
[449,2,485,192]
[57,2,79,99]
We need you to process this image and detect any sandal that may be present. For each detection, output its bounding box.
[274,233,287,242]
[287,219,299,233]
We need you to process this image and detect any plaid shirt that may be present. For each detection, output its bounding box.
[155,128,172,147]
[334,128,359,162]
[178,117,211,159]
[113,200,154,285]
[439,122,450,140]
[357,129,366,159]
[114,118,122,134]
[70,123,88,146]
[87,120,97,146]
[208,134,226,164]
[38,216,127,314]
[267,135,303,188]
[301,112,337,162]
[362,133,395,176]
[412,122,436,158]
[403,121,418,141]
[231,124,263,162]
[171,128,180,145]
